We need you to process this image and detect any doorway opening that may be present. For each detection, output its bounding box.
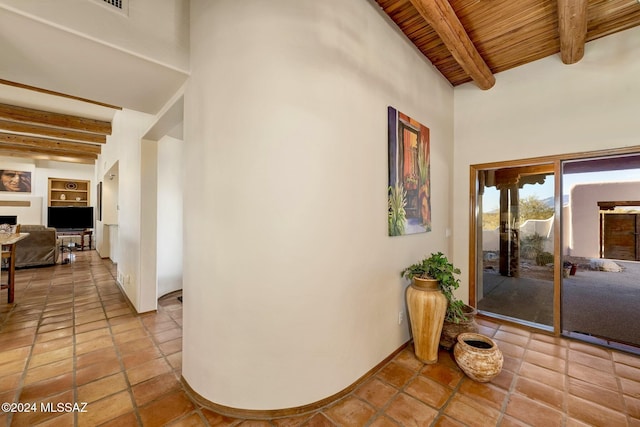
[598,201,640,261]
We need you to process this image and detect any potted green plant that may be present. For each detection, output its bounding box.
[401,252,466,321]
[401,252,470,362]
[439,303,478,350]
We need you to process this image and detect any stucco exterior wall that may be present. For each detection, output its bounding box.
[568,181,640,258]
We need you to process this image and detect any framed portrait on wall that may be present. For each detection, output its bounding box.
[0,169,32,193]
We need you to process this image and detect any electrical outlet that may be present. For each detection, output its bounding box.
[398,310,404,325]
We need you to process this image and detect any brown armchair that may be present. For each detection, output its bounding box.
[15,225,59,268]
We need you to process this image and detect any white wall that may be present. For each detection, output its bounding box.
[183,0,454,410]
[0,0,189,72]
[157,136,183,297]
[96,163,119,259]
[96,108,155,312]
[139,139,158,312]
[453,27,640,301]
[569,181,640,258]
[102,164,119,226]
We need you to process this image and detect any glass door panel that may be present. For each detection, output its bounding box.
[561,156,640,349]
[476,166,555,328]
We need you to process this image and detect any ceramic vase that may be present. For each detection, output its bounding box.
[440,304,479,350]
[406,277,447,364]
[453,332,503,382]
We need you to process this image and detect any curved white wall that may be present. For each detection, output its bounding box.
[453,27,640,300]
[183,0,454,410]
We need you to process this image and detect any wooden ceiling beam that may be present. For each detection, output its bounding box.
[0,149,95,165]
[0,133,102,155]
[408,0,495,90]
[0,103,111,135]
[557,0,588,64]
[0,145,97,162]
[0,119,106,144]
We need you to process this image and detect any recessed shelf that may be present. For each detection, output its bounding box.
[48,178,90,207]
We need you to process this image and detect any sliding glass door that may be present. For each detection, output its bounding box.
[475,164,557,329]
[471,150,640,353]
[561,155,640,350]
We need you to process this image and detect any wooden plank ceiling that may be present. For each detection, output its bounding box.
[0,83,115,164]
[375,0,640,89]
[1,1,638,163]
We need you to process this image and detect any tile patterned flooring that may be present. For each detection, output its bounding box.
[0,251,639,426]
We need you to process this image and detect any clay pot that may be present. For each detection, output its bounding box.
[440,304,479,350]
[406,277,447,364]
[453,333,503,382]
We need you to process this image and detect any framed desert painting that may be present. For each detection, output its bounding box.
[388,106,431,236]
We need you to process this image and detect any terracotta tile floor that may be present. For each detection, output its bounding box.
[1,251,640,426]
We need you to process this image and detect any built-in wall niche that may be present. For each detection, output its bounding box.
[48,178,90,207]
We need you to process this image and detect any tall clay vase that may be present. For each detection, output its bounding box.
[406,277,447,364]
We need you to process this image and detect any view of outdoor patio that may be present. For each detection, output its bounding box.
[476,162,640,352]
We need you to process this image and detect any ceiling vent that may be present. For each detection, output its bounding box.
[93,0,129,15]
[103,0,122,8]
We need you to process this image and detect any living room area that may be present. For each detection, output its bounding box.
[0,157,96,259]
[0,64,185,315]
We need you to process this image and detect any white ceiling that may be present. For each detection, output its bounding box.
[0,84,118,123]
[0,6,189,116]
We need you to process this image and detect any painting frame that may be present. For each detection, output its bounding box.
[388,106,431,236]
[0,168,33,193]
[97,181,102,221]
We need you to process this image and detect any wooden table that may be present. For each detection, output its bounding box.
[56,229,93,264]
[0,232,28,303]
[56,229,93,251]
